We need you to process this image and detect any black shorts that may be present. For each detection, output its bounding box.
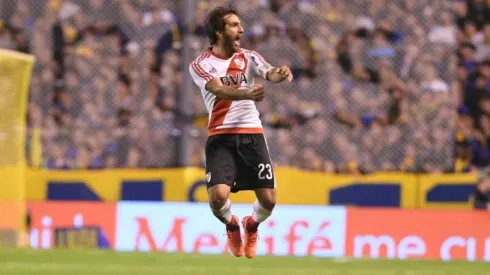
[205,133,276,193]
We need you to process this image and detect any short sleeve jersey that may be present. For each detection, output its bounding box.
[189,47,273,136]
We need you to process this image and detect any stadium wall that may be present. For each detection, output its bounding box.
[27,201,490,262]
[17,168,478,209]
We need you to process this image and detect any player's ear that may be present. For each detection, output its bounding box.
[215,30,223,40]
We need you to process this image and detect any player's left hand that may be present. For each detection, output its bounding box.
[277,65,293,82]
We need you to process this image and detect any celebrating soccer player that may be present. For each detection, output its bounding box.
[189,6,292,259]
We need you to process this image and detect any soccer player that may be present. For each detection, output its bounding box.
[189,6,292,259]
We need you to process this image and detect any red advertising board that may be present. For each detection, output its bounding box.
[345,208,490,261]
[27,202,116,249]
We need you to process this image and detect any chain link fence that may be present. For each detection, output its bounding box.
[187,0,457,174]
[0,0,457,172]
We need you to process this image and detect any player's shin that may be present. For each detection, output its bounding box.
[211,198,243,257]
[249,199,273,231]
[210,198,233,225]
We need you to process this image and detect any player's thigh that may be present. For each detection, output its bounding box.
[237,134,276,190]
[205,135,237,206]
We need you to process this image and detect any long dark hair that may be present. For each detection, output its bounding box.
[204,6,240,45]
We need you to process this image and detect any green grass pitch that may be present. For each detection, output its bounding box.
[0,249,488,275]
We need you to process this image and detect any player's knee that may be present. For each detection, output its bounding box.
[207,184,231,210]
[261,199,276,211]
[208,191,229,210]
[256,188,276,211]
[258,194,276,211]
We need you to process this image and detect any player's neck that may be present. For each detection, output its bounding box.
[211,45,235,59]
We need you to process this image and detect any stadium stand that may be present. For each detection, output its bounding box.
[0,0,480,174]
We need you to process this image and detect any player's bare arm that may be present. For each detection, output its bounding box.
[205,78,265,101]
[266,65,293,83]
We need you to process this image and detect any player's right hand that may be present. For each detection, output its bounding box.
[244,84,265,102]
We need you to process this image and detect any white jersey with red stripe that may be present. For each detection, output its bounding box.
[189,47,273,136]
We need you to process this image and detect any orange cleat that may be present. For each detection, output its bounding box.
[226,215,243,257]
[242,216,259,259]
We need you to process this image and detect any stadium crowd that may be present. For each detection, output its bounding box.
[0,0,480,174]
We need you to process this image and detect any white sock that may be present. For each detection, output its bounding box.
[251,200,272,223]
[211,199,232,225]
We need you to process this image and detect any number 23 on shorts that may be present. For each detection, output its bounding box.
[258,163,273,180]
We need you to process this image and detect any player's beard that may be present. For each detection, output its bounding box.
[223,33,239,53]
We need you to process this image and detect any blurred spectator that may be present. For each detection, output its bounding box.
[420,63,449,93]
[428,10,457,46]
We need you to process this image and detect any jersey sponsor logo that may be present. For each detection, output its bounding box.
[234,58,245,70]
[220,72,248,87]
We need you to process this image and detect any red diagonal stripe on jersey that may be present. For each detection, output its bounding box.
[209,98,233,129]
[208,53,247,131]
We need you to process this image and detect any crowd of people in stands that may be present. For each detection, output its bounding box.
[0,0,483,174]
[454,0,490,172]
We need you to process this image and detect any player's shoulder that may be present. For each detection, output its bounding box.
[240,48,258,56]
[189,50,214,74]
[241,48,266,55]
[191,49,213,64]
[240,48,266,63]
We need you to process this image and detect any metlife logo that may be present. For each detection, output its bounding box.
[115,202,347,257]
[25,201,490,261]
